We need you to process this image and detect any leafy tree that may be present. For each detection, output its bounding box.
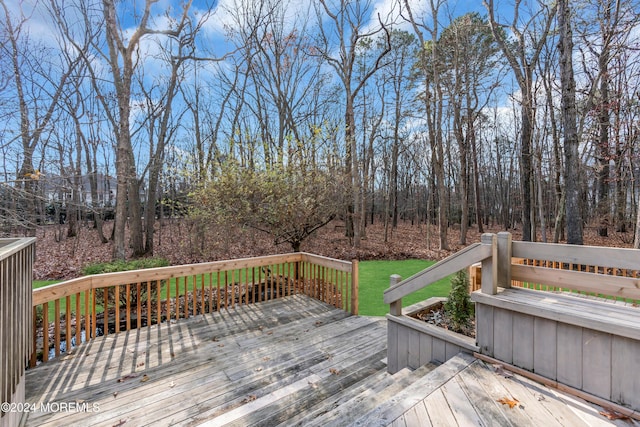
[196,160,341,252]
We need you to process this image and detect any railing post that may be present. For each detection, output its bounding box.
[350,259,359,315]
[481,233,498,295]
[389,274,402,316]
[497,232,512,289]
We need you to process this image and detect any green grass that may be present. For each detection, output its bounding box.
[358,259,452,316]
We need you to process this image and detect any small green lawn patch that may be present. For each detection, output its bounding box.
[358,259,452,316]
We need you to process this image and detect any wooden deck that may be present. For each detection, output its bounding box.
[24,295,637,426]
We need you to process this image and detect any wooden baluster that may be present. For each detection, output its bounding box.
[166,278,171,322]
[175,278,180,320]
[137,283,142,329]
[75,292,81,347]
[125,284,131,331]
[273,264,280,298]
[92,290,97,338]
[191,275,196,316]
[66,296,72,348]
[346,271,351,312]
[31,307,37,367]
[208,273,214,313]
[224,271,229,308]
[103,289,108,337]
[115,285,120,333]
[43,302,49,362]
[200,274,205,313]
[84,291,90,340]
[54,300,61,357]
[216,272,221,310]
[156,281,162,324]
[147,280,152,326]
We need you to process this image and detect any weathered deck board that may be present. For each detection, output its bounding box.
[24,295,640,427]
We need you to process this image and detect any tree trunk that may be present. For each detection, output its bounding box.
[558,0,583,245]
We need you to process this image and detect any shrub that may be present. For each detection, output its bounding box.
[82,258,169,275]
[444,270,474,333]
[83,258,170,307]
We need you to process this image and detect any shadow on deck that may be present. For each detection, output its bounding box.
[25,295,637,427]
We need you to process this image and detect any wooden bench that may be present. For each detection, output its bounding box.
[472,287,640,413]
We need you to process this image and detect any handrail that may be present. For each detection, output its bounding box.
[383,241,493,305]
[468,238,640,302]
[512,241,640,271]
[31,252,358,367]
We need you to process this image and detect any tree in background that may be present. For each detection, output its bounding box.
[484,0,557,242]
[558,0,583,245]
[314,0,391,248]
[196,158,341,252]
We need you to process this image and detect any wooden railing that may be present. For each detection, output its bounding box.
[469,239,640,303]
[383,240,493,314]
[385,230,640,315]
[1,238,36,427]
[30,252,357,367]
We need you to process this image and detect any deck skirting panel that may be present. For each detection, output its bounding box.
[473,288,640,412]
[386,300,478,374]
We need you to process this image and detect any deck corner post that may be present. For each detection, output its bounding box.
[481,233,498,295]
[389,274,402,316]
[351,259,359,315]
[497,232,512,289]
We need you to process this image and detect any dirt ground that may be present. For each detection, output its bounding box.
[31,219,635,280]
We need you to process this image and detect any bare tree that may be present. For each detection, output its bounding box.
[0,0,83,233]
[558,0,583,244]
[314,0,391,248]
[484,0,557,241]
[402,0,450,250]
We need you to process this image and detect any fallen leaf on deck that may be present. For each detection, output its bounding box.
[329,368,340,375]
[137,362,145,367]
[256,367,263,372]
[211,336,219,342]
[263,357,271,361]
[242,395,257,403]
[492,364,514,378]
[497,397,520,408]
[112,419,127,426]
[599,410,630,420]
[315,321,323,326]
[266,331,273,335]
[140,374,150,382]
[308,381,318,389]
[113,392,118,398]
[218,344,224,347]
[117,374,139,383]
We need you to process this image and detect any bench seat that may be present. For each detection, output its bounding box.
[472,287,640,341]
